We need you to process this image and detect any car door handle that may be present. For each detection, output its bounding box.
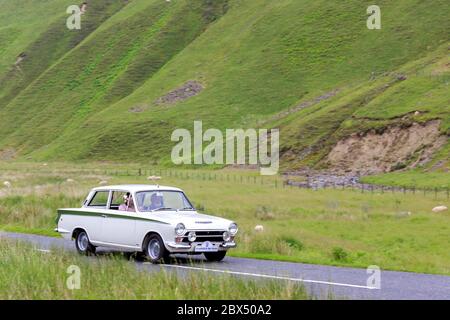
[101,215,107,218]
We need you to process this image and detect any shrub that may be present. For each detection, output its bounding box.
[332,247,348,261]
[282,237,304,251]
[248,234,292,256]
[391,162,407,171]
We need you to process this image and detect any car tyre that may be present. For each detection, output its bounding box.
[75,230,96,255]
[137,252,147,262]
[144,234,170,264]
[204,251,227,262]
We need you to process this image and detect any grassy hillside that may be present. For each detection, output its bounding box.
[0,0,73,75]
[277,44,449,171]
[0,0,126,110]
[0,0,448,176]
[0,0,229,157]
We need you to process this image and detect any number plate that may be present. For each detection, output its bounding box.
[194,241,218,252]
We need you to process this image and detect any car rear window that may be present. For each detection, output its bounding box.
[88,191,109,207]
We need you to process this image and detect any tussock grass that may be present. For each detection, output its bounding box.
[0,240,310,300]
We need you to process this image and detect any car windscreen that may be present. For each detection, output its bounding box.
[135,191,194,212]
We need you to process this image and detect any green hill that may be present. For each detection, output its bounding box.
[0,0,448,177]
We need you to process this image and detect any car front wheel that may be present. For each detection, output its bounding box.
[145,234,170,264]
[204,251,227,262]
[75,230,96,255]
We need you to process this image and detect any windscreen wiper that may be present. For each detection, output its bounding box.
[152,207,175,212]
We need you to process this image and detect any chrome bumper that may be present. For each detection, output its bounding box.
[166,241,236,252]
[166,242,191,250]
[220,242,236,249]
[54,227,70,234]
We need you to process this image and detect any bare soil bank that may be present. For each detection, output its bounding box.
[325,120,447,175]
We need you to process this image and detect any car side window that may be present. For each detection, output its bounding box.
[110,191,127,210]
[88,191,109,208]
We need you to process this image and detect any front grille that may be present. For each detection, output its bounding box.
[181,230,225,243]
[195,231,224,236]
[182,236,223,243]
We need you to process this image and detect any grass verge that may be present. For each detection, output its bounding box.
[0,240,311,300]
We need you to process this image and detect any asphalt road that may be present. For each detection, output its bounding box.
[1,231,449,300]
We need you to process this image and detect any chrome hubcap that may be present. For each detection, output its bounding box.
[148,239,161,259]
[77,232,88,251]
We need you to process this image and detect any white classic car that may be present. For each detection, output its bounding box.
[55,185,238,263]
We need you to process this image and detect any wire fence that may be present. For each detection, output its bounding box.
[99,168,449,200]
[1,166,448,199]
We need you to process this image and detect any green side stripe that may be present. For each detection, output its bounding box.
[55,210,170,225]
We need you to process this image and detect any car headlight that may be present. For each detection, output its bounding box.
[175,223,186,236]
[229,223,238,235]
[188,231,197,242]
[223,231,231,242]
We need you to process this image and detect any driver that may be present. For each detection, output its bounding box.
[149,192,164,210]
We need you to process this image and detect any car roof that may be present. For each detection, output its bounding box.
[91,184,183,193]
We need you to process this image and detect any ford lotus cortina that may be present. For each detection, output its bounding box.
[55,185,238,263]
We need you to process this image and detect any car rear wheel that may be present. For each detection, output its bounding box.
[145,234,170,264]
[204,251,227,262]
[75,230,96,255]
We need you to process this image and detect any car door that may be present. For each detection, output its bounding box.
[101,190,137,248]
[83,190,110,243]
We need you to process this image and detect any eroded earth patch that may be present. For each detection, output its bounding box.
[325,120,447,175]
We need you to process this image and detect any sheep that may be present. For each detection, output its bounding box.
[3,181,11,188]
[147,176,162,181]
[254,225,264,232]
[432,206,448,213]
